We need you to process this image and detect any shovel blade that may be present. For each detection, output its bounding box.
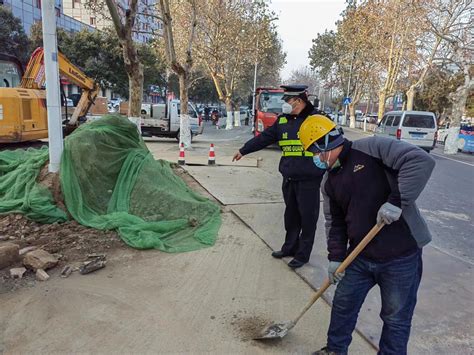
[253,321,294,340]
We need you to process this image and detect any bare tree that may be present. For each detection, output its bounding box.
[405,0,469,110]
[99,0,144,119]
[197,0,275,129]
[158,0,198,147]
[429,0,473,154]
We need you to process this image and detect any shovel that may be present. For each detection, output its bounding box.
[254,223,385,340]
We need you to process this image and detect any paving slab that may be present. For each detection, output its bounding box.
[0,212,374,354]
[183,165,284,205]
[231,203,474,354]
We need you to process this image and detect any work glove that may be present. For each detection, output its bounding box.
[328,261,345,285]
[377,202,402,225]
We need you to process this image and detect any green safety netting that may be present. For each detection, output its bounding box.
[0,146,68,223]
[0,114,221,252]
[60,115,221,252]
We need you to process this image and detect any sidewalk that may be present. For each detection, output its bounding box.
[161,126,473,354]
[0,142,374,354]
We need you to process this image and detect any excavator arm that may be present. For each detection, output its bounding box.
[20,47,99,125]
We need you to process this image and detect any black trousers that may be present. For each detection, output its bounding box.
[281,178,321,263]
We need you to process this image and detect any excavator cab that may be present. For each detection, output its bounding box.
[0,54,23,88]
[0,48,99,143]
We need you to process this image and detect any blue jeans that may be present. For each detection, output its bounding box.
[327,249,423,355]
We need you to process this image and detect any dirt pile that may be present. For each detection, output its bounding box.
[0,214,124,293]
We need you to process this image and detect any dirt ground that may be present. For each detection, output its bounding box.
[0,164,215,295]
[0,214,124,294]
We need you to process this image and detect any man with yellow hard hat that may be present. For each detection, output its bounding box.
[299,115,435,355]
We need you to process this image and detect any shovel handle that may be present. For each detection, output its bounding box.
[335,223,384,275]
[292,223,385,325]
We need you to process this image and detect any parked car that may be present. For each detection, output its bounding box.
[61,96,74,107]
[361,113,378,124]
[68,93,82,107]
[108,97,123,112]
[375,110,437,152]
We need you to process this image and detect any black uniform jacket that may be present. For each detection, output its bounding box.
[240,103,325,181]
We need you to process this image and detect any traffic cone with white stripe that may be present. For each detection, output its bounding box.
[208,143,216,165]
[178,143,185,165]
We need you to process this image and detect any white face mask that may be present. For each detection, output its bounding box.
[282,102,293,114]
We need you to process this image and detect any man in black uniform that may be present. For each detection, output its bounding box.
[233,85,326,268]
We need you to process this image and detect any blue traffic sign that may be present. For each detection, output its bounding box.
[343,97,352,105]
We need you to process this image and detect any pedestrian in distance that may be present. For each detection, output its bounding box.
[298,115,435,355]
[232,85,328,269]
[211,109,220,129]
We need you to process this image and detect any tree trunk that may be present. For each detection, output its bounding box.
[406,85,415,111]
[348,103,356,128]
[377,91,386,122]
[122,39,144,133]
[225,97,233,130]
[178,73,192,148]
[444,58,472,155]
[444,86,467,155]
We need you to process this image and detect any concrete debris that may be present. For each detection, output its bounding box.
[60,265,73,278]
[36,268,50,281]
[0,242,20,270]
[10,267,27,279]
[23,249,59,271]
[19,246,38,256]
[79,255,106,275]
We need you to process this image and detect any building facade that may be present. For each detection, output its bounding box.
[62,0,162,43]
[1,0,93,34]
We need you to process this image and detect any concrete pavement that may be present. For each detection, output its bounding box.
[158,122,473,354]
[0,130,375,354]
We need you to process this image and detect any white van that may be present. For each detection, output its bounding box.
[375,111,437,152]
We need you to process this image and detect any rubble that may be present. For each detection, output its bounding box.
[23,249,59,271]
[60,265,73,278]
[36,269,50,281]
[79,255,107,275]
[0,242,20,269]
[19,246,38,256]
[10,267,27,279]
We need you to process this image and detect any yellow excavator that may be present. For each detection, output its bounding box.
[0,47,99,143]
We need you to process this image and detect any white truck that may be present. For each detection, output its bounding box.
[140,100,203,140]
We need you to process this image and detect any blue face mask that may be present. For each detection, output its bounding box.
[313,155,328,170]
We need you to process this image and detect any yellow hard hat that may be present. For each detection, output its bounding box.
[299,115,337,150]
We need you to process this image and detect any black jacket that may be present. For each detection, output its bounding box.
[240,103,325,180]
[322,137,435,262]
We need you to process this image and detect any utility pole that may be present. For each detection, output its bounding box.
[42,0,63,172]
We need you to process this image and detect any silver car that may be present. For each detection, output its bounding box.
[375,111,437,152]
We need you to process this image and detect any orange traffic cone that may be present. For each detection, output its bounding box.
[208,143,216,165]
[178,143,185,165]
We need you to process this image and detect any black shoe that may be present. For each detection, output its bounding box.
[288,258,305,268]
[271,250,291,259]
[312,347,340,355]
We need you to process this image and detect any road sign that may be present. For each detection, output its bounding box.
[343,97,352,105]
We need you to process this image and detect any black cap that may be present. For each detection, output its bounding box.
[280,84,309,102]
